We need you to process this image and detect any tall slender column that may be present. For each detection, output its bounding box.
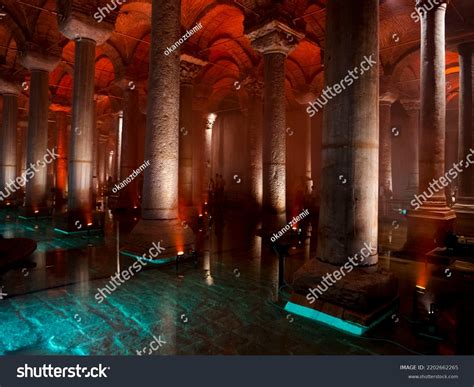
[379,92,397,218]
[59,15,112,228]
[453,42,474,236]
[192,111,207,208]
[53,108,69,204]
[0,77,20,206]
[19,50,59,216]
[401,99,420,201]
[122,0,193,258]
[406,0,455,249]
[179,55,205,213]
[243,77,264,208]
[115,78,140,210]
[247,21,301,221]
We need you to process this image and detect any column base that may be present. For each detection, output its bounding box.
[18,206,51,219]
[120,219,195,264]
[404,205,456,253]
[54,211,105,235]
[288,259,398,335]
[453,203,474,237]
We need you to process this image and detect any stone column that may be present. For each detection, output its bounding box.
[0,78,20,206]
[288,0,398,331]
[316,0,379,266]
[247,21,301,221]
[59,15,112,228]
[19,50,59,217]
[453,42,474,236]
[406,0,455,249]
[115,79,140,210]
[52,107,70,205]
[192,111,207,209]
[179,55,205,214]
[243,77,264,208]
[401,99,420,201]
[122,0,194,258]
[379,92,397,218]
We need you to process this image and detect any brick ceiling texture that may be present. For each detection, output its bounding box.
[0,0,473,114]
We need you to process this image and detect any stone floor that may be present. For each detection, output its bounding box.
[0,206,473,355]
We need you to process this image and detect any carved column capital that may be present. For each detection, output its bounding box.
[247,20,303,56]
[180,54,207,84]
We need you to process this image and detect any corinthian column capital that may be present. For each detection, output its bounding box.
[247,20,304,56]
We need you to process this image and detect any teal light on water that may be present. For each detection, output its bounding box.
[284,301,394,336]
[120,250,175,265]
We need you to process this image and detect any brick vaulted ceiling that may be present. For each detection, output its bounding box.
[0,0,473,116]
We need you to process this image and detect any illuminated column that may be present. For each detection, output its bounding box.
[122,0,193,258]
[243,77,264,208]
[141,0,181,220]
[192,111,208,208]
[247,22,301,220]
[179,55,205,212]
[317,0,379,266]
[53,108,70,203]
[0,77,20,206]
[453,42,474,236]
[19,50,59,216]
[406,0,455,249]
[401,99,420,201]
[59,15,112,224]
[116,79,140,210]
[289,0,398,329]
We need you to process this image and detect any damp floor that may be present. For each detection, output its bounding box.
[0,207,473,355]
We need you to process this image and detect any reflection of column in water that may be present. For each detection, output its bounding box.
[251,232,262,280]
[116,220,120,274]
